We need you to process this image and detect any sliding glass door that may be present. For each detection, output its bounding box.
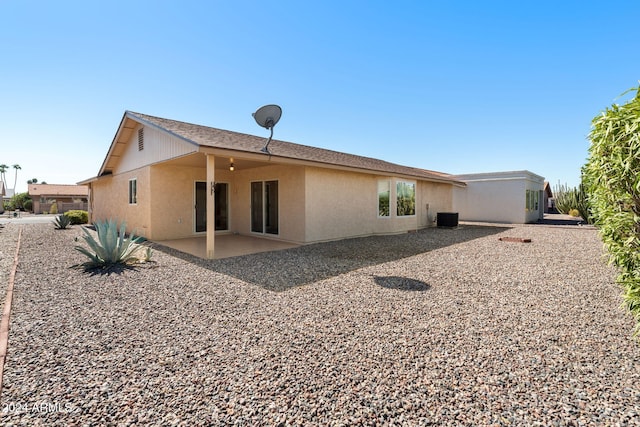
[251,180,278,234]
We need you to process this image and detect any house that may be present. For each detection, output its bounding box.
[452,170,546,224]
[2,187,14,208]
[28,184,89,214]
[80,111,466,258]
[543,181,555,213]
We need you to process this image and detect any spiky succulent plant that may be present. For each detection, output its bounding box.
[53,214,72,229]
[74,219,143,269]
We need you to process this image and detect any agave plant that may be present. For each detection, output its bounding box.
[74,219,143,268]
[53,214,72,229]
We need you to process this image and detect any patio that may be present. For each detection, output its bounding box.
[154,234,299,259]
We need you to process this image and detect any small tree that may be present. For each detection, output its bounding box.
[584,86,640,330]
[9,192,31,210]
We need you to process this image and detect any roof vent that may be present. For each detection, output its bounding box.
[138,128,144,151]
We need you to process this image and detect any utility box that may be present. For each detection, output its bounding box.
[437,212,459,228]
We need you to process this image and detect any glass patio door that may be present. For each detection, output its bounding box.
[251,180,278,234]
[195,182,228,233]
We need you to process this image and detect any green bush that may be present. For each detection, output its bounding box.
[584,86,640,331]
[74,219,144,269]
[64,210,88,224]
[23,199,33,211]
[9,192,31,210]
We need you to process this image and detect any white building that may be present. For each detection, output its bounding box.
[452,170,545,224]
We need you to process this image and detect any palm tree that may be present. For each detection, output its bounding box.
[12,164,21,191]
[27,178,38,184]
[0,164,7,189]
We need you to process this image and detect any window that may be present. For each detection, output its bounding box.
[128,179,137,204]
[525,189,539,211]
[396,181,416,216]
[138,128,144,151]
[378,180,390,217]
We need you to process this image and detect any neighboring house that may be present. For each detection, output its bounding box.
[543,181,555,213]
[28,184,89,214]
[80,111,466,258]
[452,171,546,224]
[3,188,15,205]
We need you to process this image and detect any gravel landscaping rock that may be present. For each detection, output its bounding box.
[1,221,639,425]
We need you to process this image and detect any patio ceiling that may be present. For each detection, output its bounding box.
[163,152,273,171]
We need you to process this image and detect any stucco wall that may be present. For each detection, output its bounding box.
[454,179,525,223]
[418,181,455,227]
[453,171,545,224]
[90,167,152,238]
[148,163,207,240]
[303,168,453,243]
[231,164,306,243]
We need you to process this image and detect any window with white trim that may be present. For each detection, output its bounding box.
[128,178,137,204]
[378,180,390,217]
[396,181,416,216]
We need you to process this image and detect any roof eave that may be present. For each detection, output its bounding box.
[198,146,464,185]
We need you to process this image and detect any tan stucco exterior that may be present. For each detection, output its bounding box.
[91,167,152,238]
[85,112,463,257]
[89,154,456,244]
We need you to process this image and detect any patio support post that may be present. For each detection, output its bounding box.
[206,154,216,259]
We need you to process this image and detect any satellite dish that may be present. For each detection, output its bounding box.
[252,104,282,154]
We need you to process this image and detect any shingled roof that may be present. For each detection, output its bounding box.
[28,184,89,197]
[125,111,464,185]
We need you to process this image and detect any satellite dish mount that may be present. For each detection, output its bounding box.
[252,104,282,154]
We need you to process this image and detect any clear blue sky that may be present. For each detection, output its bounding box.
[1,0,638,194]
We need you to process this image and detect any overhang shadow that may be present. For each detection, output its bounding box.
[152,225,510,292]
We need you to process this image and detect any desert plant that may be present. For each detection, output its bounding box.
[553,181,592,223]
[584,86,640,331]
[23,199,32,211]
[568,209,580,217]
[64,210,88,224]
[143,247,153,262]
[74,219,143,269]
[49,202,58,214]
[53,214,72,229]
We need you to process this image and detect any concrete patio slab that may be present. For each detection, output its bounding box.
[155,234,299,259]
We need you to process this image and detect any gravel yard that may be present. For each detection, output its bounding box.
[1,221,639,425]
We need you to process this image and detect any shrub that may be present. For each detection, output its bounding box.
[23,199,32,211]
[50,202,58,214]
[9,192,30,210]
[584,86,640,331]
[64,210,88,224]
[553,181,592,223]
[74,219,144,269]
[53,214,72,229]
[568,209,580,217]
